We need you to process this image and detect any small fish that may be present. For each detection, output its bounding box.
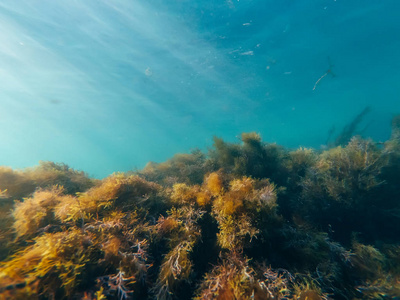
[239,50,254,56]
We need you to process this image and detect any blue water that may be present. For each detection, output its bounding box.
[0,0,399,178]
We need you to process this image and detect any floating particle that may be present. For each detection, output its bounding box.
[145,67,153,77]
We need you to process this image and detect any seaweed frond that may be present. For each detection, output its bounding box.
[13,186,66,238]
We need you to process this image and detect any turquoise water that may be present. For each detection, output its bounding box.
[0,0,399,178]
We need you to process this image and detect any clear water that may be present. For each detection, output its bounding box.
[0,0,399,178]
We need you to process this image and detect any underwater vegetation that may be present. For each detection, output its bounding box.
[1,117,400,299]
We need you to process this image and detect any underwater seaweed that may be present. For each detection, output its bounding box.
[194,254,255,300]
[153,206,204,299]
[293,136,393,245]
[55,173,159,224]
[285,147,317,184]
[0,228,95,298]
[1,118,400,299]
[292,278,329,300]
[24,161,95,195]
[139,150,209,186]
[0,167,35,200]
[0,162,95,201]
[12,186,67,238]
[97,270,135,300]
[333,107,371,147]
[210,133,288,184]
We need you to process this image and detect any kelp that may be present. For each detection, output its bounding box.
[333,106,371,147]
[1,116,400,299]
